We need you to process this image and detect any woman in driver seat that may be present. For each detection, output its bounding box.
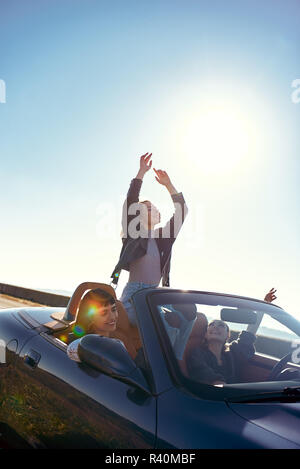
[187,319,256,386]
[187,288,277,386]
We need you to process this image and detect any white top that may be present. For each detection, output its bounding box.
[67,336,127,363]
[129,237,161,284]
[67,338,82,362]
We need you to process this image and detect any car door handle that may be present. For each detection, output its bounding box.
[24,349,41,369]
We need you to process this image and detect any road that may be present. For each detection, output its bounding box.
[0,294,42,309]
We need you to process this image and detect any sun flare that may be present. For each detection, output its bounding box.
[179,102,260,175]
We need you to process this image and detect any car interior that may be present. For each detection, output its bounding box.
[41,284,300,386]
[159,304,300,385]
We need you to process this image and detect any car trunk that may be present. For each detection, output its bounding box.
[15,307,66,329]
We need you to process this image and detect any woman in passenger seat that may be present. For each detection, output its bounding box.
[187,288,277,386]
[66,289,121,362]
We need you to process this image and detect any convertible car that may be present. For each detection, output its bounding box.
[0,283,300,449]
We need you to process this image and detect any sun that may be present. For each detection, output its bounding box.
[178,101,259,175]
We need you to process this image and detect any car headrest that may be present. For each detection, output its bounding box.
[63,283,117,322]
[172,303,197,321]
[48,283,117,327]
[179,312,208,376]
[162,304,197,329]
[189,312,208,340]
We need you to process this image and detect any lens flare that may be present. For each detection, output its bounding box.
[84,300,110,318]
[59,335,68,343]
[72,324,85,337]
[87,305,98,317]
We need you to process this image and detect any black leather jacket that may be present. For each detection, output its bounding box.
[187,331,256,384]
[111,178,188,287]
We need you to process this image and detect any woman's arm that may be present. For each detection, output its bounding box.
[67,338,82,362]
[121,153,152,238]
[229,330,256,365]
[153,168,178,195]
[65,282,115,320]
[154,168,188,239]
[136,152,152,180]
[247,288,277,334]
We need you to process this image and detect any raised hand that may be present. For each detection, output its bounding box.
[153,168,178,195]
[153,168,171,187]
[136,152,152,179]
[264,288,277,303]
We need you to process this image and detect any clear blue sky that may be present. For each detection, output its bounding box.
[0,0,299,316]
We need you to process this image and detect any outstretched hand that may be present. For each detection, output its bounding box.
[139,152,152,174]
[153,168,171,186]
[153,168,178,195]
[264,288,277,303]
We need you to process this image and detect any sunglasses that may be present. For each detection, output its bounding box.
[209,321,227,329]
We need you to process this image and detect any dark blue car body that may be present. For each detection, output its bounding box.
[0,287,300,449]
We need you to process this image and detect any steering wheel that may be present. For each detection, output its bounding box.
[268,352,292,381]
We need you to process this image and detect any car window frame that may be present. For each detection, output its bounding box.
[146,290,225,401]
[40,329,68,352]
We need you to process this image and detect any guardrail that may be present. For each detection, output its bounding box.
[0,283,70,307]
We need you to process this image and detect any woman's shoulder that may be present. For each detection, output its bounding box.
[67,338,82,362]
[67,335,126,363]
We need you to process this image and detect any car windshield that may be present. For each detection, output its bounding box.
[149,291,300,397]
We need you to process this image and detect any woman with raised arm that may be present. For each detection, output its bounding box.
[111,152,188,325]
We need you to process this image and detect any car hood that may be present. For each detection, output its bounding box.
[228,401,300,446]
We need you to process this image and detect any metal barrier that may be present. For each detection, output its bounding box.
[0,283,70,307]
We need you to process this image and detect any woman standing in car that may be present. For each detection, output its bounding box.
[111,152,188,325]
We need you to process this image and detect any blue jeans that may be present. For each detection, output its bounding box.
[120,281,159,326]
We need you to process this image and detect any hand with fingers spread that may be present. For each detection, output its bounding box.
[136,152,152,180]
[264,288,277,303]
[153,168,178,195]
[153,168,171,186]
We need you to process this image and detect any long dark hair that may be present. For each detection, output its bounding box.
[203,320,231,353]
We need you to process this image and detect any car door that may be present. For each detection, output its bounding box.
[11,332,156,448]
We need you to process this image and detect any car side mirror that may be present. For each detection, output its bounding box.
[220,308,257,324]
[78,334,149,393]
